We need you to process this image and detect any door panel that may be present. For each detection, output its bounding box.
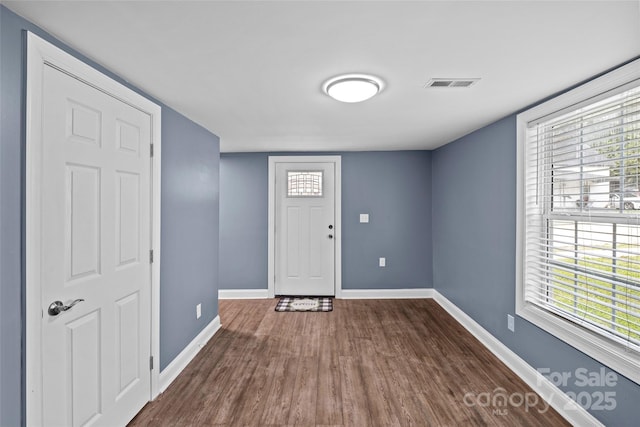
[116,171,141,267]
[286,206,301,278]
[309,207,324,278]
[116,119,141,154]
[40,64,151,426]
[116,292,140,398]
[68,100,101,145]
[67,310,101,427]
[66,165,101,282]
[275,162,335,296]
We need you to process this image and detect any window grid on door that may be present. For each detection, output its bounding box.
[287,171,323,197]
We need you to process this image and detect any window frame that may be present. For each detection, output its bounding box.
[516,58,640,385]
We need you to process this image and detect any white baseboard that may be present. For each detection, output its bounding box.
[158,315,221,394]
[219,288,434,300]
[339,288,434,299]
[432,291,602,427]
[218,289,270,299]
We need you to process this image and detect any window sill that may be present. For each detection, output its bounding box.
[516,301,640,386]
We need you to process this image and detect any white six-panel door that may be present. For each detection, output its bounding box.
[41,64,152,427]
[28,34,158,426]
[275,162,335,296]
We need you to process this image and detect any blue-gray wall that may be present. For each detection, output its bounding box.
[219,154,268,290]
[0,6,220,425]
[160,111,219,370]
[219,151,433,290]
[342,151,432,289]
[432,115,640,426]
[0,7,23,426]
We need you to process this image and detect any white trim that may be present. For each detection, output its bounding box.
[25,32,162,425]
[516,58,640,386]
[267,158,276,297]
[267,155,342,298]
[150,83,162,399]
[25,32,45,427]
[218,288,434,300]
[432,291,603,427]
[334,158,343,299]
[339,288,434,299]
[158,316,221,394]
[218,289,270,299]
[520,61,640,127]
[517,303,640,385]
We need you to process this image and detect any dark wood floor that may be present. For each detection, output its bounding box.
[129,299,569,426]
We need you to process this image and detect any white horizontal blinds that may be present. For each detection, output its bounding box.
[524,84,640,350]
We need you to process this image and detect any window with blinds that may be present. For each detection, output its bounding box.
[517,59,640,384]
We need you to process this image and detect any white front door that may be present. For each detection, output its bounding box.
[37,62,152,426]
[275,162,335,296]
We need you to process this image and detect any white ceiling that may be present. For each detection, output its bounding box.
[4,1,640,152]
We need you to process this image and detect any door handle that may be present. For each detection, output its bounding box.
[48,299,84,316]
[328,234,333,239]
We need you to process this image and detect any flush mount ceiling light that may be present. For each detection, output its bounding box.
[323,74,383,103]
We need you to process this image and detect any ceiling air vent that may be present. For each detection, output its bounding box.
[425,78,480,88]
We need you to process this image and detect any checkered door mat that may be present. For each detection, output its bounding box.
[275,297,333,312]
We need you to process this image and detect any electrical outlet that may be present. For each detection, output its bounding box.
[360,213,369,223]
[507,314,514,332]
[196,303,202,319]
[379,257,386,267]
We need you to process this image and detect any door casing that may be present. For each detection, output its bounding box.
[25,32,162,425]
[268,156,342,298]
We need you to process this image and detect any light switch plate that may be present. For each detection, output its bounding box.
[379,257,386,267]
[360,214,369,223]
